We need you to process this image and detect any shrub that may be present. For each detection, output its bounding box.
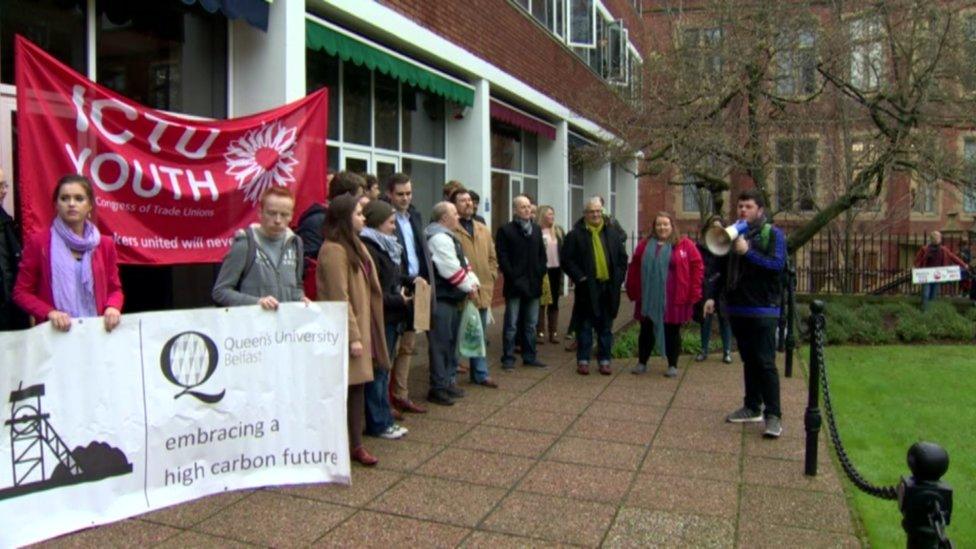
[894,306,931,342]
[611,324,639,358]
[848,305,896,344]
[923,301,975,340]
[823,302,857,344]
[965,305,976,323]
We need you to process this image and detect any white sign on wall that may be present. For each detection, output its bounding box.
[0,302,348,547]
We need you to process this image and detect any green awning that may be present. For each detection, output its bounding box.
[306,20,475,107]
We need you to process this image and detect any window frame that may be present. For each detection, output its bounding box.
[772,136,819,214]
[773,25,819,98]
[962,135,976,214]
[567,0,597,49]
[847,13,885,92]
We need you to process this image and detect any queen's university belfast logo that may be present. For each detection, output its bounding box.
[160,331,225,404]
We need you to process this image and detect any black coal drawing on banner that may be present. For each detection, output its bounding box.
[0,382,132,500]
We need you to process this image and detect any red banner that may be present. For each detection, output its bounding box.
[14,36,328,264]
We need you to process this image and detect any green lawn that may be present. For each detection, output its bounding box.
[823,345,975,547]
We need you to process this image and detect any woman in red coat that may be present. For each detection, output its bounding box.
[14,175,123,332]
[625,211,703,377]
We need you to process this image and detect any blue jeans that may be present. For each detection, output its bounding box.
[577,313,613,364]
[700,312,732,354]
[921,283,939,310]
[502,297,540,365]
[468,308,491,382]
[364,323,401,435]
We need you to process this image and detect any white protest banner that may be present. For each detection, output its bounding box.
[911,266,962,284]
[0,302,348,547]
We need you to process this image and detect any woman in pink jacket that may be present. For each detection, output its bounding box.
[14,175,123,332]
[625,211,703,377]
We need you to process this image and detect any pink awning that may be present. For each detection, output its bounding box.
[490,100,556,140]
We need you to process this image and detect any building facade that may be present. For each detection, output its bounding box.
[0,0,647,310]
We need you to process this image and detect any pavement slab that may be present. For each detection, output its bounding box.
[36,295,863,548]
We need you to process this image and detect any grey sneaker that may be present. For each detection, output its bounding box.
[726,406,763,423]
[763,416,783,438]
[631,363,648,375]
[694,352,707,362]
[664,366,678,378]
[377,425,406,440]
[722,352,733,364]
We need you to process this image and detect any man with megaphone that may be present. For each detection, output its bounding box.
[703,189,787,439]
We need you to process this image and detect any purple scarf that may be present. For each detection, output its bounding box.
[51,217,100,318]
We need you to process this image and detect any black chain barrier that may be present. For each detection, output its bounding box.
[804,301,954,549]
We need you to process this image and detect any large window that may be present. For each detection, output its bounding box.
[680,27,724,83]
[849,138,882,211]
[775,27,817,97]
[849,15,884,91]
[774,138,818,212]
[568,0,595,48]
[306,49,447,215]
[490,121,539,229]
[962,15,976,92]
[912,179,938,214]
[682,180,714,214]
[568,135,588,223]
[964,137,976,213]
[95,1,227,118]
[1,0,87,84]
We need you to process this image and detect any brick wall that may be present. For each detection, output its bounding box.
[381,0,644,123]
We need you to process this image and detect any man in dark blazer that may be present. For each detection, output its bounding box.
[0,170,28,331]
[495,194,548,369]
[386,173,434,414]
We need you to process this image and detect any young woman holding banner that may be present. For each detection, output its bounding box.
[14,174,124,332]
[317,194,389,467]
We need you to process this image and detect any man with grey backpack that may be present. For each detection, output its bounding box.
[213,187,308,309]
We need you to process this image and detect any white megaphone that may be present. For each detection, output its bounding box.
[705,220,750,256]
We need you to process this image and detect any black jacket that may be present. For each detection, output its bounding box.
[495,220,547,299]
[560,218,628,319]
[296,203,327,260]
[362,238,410,326]
[708,219,786,318]
[0,209,28,329]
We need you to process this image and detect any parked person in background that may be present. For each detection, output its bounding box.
[626,212,703,377]
[360,200,410,440]
[386,173,431,415]
[561,196,628,375]
[469,190,487,224]
[704,190,786,438]
[14,175,123,332]
[452,188,499,388]
[496,194,548,369]
[537,205,564,343]
[0,169,29,331]
[425,201,480,405]
[212,187,307,309]
[914,230,968,310]
[317,194,389,466]
[695,216,733,364]
[364,174,381,201]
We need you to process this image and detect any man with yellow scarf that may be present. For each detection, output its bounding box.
[561,196,629,375]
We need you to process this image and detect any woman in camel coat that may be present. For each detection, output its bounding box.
[317,194,388,466]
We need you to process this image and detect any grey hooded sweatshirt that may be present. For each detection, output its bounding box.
[212,224,304,306]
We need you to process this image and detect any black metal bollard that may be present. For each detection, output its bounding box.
[803,300,824,476]
[784,260,797,378]
[898,442,953,549]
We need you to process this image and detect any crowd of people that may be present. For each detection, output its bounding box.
[2,164,821,466]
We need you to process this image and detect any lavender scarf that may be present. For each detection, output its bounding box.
[51,217,100,318]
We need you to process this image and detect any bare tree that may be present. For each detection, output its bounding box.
[582,0,976,252]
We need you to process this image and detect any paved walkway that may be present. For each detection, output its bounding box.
[37,297,862,548]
